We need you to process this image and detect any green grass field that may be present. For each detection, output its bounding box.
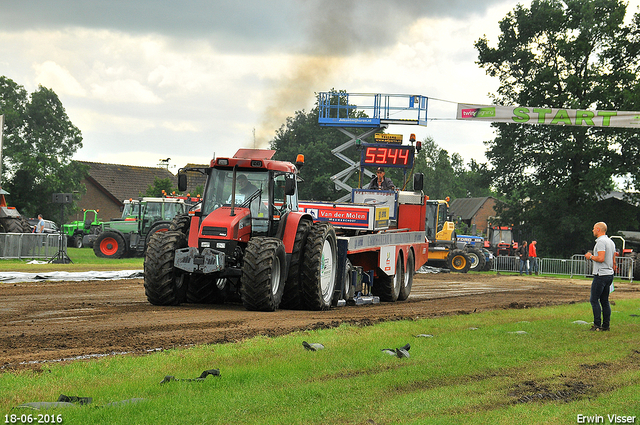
[2,300,639,424]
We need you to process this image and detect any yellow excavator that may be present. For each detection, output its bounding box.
[424,197,470,272]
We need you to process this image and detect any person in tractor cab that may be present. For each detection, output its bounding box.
[237,174,258,196]
[368,167,395,190]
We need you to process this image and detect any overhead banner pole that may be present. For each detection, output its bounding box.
[457,103,640,129]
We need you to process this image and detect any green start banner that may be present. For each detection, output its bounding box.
[456,103,640,128]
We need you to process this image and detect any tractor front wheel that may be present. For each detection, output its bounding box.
[447,249,471,273]
[241,237,287,311]
[144,231,188,305]
[74,234,84,248]
[466,248,486,272]
[93,231,127,258]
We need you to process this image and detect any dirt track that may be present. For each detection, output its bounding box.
[1,272,639,371]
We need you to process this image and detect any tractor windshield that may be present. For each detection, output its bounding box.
[490,228,513,246]
[202,169,269,218]
[425,203,437,240]
[122,202,141,219]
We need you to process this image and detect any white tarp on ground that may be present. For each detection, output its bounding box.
[0,270,144,283]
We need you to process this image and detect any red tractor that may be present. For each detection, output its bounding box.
[484,224,518,256]
[143,149,331,311]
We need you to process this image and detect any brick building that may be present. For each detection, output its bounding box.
[448,197,497,236]
[72,161,179,222]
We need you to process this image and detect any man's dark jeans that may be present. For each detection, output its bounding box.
[590,274,614,328]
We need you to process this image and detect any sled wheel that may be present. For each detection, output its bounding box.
[373,252,403,302]
[398,250,414,301]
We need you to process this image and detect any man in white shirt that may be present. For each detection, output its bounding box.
[584,222,615,331]
[35,214,45,233]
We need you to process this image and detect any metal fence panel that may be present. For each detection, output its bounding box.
[490,253,633,282]
[492,255,520,273]
[0,233,65,259]
[540,258,578,276]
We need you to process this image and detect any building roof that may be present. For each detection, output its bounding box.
[79,161,178,205]
[599,190,640,206]
[449,197,493,220]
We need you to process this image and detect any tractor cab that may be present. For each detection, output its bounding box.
[178,149,299,242]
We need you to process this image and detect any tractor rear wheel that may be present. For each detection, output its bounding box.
[300,222,338,311]
[398,249,414,301]
[241,237,287,311]
[280,219,312,309]
[0,217,30,233]
[144,231,188,305]
[373,252,403,302]
[447,249,471,273]
[93,231,127,258]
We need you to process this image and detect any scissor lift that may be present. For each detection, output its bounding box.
[316,92,429,201]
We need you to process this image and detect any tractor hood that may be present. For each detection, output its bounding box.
[199,207,252,242]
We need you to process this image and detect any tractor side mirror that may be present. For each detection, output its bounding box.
[284,175,296,196]
[413,173,424,192]
[178,173,187,192]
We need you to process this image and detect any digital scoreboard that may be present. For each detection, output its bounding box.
[360,143,415,168]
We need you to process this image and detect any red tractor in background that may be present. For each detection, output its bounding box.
[484,223,518,256]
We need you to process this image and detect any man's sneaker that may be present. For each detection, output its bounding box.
[596,326,610,332]
[589,325,601,331]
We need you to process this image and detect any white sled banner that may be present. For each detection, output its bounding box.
[456,103,640,128]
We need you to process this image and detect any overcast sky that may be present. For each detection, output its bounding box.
[2,0,639,171]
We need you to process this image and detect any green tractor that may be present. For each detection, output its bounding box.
[92,197,189,259]
[62,209,101,248]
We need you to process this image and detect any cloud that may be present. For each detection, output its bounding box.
[90,79,163,104]
[33,61,86,97]
[0,0,508,53]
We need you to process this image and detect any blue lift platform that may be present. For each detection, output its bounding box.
[316,92,429,201]
[318,92,428,127]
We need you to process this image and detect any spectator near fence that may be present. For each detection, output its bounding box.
[518,241,529,275]
[528,240,538,275]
